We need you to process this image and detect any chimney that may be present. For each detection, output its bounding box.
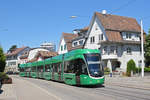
[102,10,107,14]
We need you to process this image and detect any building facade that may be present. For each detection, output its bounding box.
[40,42,56,52]
[84,12,145,72]
[58,11,145,73]
[5,46,30,72]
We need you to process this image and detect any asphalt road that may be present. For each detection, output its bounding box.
[12,76,150,100]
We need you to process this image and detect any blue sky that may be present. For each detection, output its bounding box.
[0,0,149,52]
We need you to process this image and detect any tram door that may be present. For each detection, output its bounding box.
[75,65,81,85]
[58,63,62,81]
[52,65,54,80]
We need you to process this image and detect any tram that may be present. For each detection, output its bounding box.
[19,49,104,85]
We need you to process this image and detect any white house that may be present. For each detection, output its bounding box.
[58,32,78,54]
[57,11,145,73]
[84,11,145,72]
[5,46,30,72]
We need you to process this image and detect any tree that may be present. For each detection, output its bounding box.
[0,46,6,72]
[8,45,17,53]
[144,29,150,66]
[126,59,136,77]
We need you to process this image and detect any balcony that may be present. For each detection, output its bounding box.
[102,54,118,60]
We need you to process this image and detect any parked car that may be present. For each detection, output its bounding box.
[6,71,13,75]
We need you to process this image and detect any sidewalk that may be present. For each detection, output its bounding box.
[0,84,16,100]
[105,75,150,90]
[0,76,59,100]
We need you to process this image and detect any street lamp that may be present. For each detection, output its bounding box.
[70,16,77,18]
[141,20,144,77]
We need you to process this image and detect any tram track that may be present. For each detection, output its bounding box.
[92,86,150,100]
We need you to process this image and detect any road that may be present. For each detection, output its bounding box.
[0,76,150,100]
[7,75,150,100]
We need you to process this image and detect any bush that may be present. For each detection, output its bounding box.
[144,67,150,72]
[0,72,9,79]
[135,67,150,73]
[0,72,12,84]
[126,59,136,76]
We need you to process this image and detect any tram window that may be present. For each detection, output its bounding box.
[45,65,50,72]
[31,67,36,72]
[64,59,87,75]
[20,68,24,72]
[53,63,58,72]
[58,63,61,73]
[37,66,43,72]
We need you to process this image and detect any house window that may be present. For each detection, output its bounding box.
[103,46,107,54]
[64,44,67,50]
[79,40,84,45]
[90,36,95,44]
[110,46,115,54]
[73,42,78,46]
[126,33,131,39]
[61,45,63,51]
[127,47,132,54]
[95,27,98,30]
[99,34,103,40]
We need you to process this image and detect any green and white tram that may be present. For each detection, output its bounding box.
[19,49,104,85]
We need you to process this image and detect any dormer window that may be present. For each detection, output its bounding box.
[73,42,78,47]
[79,40,84,45]
[126,33,131,39]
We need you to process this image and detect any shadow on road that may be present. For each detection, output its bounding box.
[76,84,105,88]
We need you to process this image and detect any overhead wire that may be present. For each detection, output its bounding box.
[110,0,138,14]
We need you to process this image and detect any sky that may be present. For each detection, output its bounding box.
[0,0,150,52]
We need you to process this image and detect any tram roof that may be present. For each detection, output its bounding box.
[32,61,37,67]
[37,60,44,66]
[19,64,26,68]
[26,63,32,67]
[64,49,100,61]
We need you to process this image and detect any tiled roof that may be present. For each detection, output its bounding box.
[28,51,57,63]
[95,12,141,32]
[80,27,89,32]
[28,58,37,63]
[62,32,78,51]
[105,30,122,42]
[71,45,83,51]
[6,46,28,56]
[95,12,146,43]
[37,51,57,58]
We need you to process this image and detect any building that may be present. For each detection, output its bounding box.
[20,48,57,63]
[40,42,56,52]
[58,32,78,54]
[5,46,30,72]
[58,11,146,73]
[84,11,145,72]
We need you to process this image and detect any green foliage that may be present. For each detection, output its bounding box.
[8,45,17,53]
[0,72,9,79]
[126,59,136,76]
[144,29,150,66]
[144,67,150,72]
[0,47,6,72]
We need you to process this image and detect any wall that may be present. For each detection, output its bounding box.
[84,16,106,49]
[58,38,68,54]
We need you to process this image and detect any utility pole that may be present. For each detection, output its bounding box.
[141,19,144,77]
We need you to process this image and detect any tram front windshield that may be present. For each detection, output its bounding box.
[84,53,104,77]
